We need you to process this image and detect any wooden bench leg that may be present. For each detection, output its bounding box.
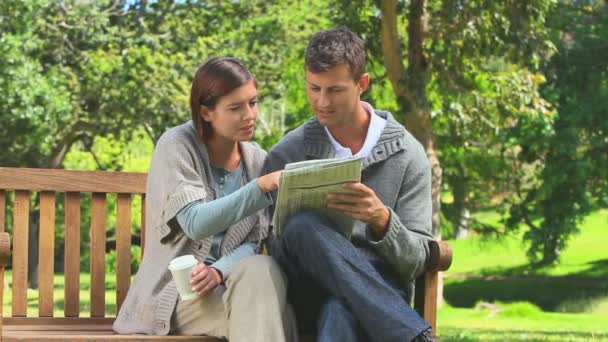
[415,270,439,334]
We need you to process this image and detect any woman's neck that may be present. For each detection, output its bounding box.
[205,136,241,170]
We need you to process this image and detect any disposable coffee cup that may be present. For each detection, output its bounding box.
[168,254,199,300]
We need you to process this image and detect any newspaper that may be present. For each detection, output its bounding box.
[272,156,362,237]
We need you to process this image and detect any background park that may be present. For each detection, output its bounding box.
[0,0,607,341]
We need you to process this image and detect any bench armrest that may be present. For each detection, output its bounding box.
[414,239,452,334]
[427,240,452,272]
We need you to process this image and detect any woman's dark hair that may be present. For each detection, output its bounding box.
[190,57,256,140]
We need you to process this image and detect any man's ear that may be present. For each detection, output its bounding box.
[200,105,212,122]
[358,73,370,94]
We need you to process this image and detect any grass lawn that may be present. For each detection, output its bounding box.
[2,272,118,317]
[438,208,608,341]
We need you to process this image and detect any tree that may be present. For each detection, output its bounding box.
[506,0,608,264]
[1,0,332,286]
[333,0,555,240]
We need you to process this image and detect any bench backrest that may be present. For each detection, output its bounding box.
[0,167,147,319]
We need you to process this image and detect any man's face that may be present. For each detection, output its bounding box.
[306,64,369,129]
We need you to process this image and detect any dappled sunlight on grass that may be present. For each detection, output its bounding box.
[441,209,608,340]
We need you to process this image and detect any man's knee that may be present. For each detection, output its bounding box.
[281,210,336,246]
[282,210,320,240]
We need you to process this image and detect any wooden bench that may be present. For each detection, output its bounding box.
[0,167,452,341]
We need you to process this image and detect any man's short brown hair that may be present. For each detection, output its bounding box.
[305,28,366,80]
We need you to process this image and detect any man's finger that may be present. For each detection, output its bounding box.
[327,192,364,203]
[342,182,372,193]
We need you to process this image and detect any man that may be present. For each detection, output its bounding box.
[265,28,437,342]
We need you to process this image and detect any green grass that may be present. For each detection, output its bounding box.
[447,208,608,277]
[438,305,608,341]
[438,208,608,341]
[2,272,118,317]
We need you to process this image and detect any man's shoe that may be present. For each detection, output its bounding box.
[413,328,439,342]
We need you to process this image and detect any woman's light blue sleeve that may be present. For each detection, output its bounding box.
[175,180,272,241]
[210,242,257,279]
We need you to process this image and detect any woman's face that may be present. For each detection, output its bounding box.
[202,79,258,142]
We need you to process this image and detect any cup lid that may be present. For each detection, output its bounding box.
[168,254,198,271]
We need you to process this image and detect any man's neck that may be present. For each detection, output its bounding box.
[326,103,370,154]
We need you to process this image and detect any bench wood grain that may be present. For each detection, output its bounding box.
[0,167,452,340]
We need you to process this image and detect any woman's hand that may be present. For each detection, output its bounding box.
[190,263,222,296]
[257,170,283,193]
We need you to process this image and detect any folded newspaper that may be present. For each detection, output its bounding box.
[272,156,362,237]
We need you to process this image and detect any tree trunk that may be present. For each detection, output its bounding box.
[380,0,442,238]
[541,228,560,265]
[380,0,444,306]
[453,167,470,239]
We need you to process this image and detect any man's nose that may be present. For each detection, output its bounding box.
[318,90,331,107]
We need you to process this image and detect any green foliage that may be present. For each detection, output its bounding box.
[1,0,606,267]
[106,245,142,275]
[505,1,608,264]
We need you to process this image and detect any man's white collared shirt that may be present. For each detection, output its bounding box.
[323,102,387,158]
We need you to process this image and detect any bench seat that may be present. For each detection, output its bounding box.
[2,318,221,341]
[0,167,452,340]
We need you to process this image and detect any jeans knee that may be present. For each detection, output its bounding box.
[282,210,333,246]
[283,210,316,240]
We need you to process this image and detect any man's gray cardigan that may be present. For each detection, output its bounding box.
[265,110,433,292]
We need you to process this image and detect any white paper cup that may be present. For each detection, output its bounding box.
[168,254,199,300]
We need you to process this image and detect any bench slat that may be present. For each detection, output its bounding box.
[0,190,5,231]
[39,191,56,317]
[0,167,147,194]
[64,192,81,317]
[3,317,114,325]
[2,318,220,341]
[116,194,132,313]
[4,333,219,341]
[90,193,107,318]
[12,190,29,317]
[141,194,146,258]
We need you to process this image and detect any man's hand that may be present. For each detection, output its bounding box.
[190,263,222,296]
[327,182,390,237]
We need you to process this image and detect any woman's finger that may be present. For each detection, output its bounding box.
[193,274,212,293]
[190,267,209,284]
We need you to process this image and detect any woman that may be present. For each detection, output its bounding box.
[113,57,296,341]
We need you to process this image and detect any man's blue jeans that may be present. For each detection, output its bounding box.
[269,211,430,342]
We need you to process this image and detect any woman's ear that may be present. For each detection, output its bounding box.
[200,105,212,122]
